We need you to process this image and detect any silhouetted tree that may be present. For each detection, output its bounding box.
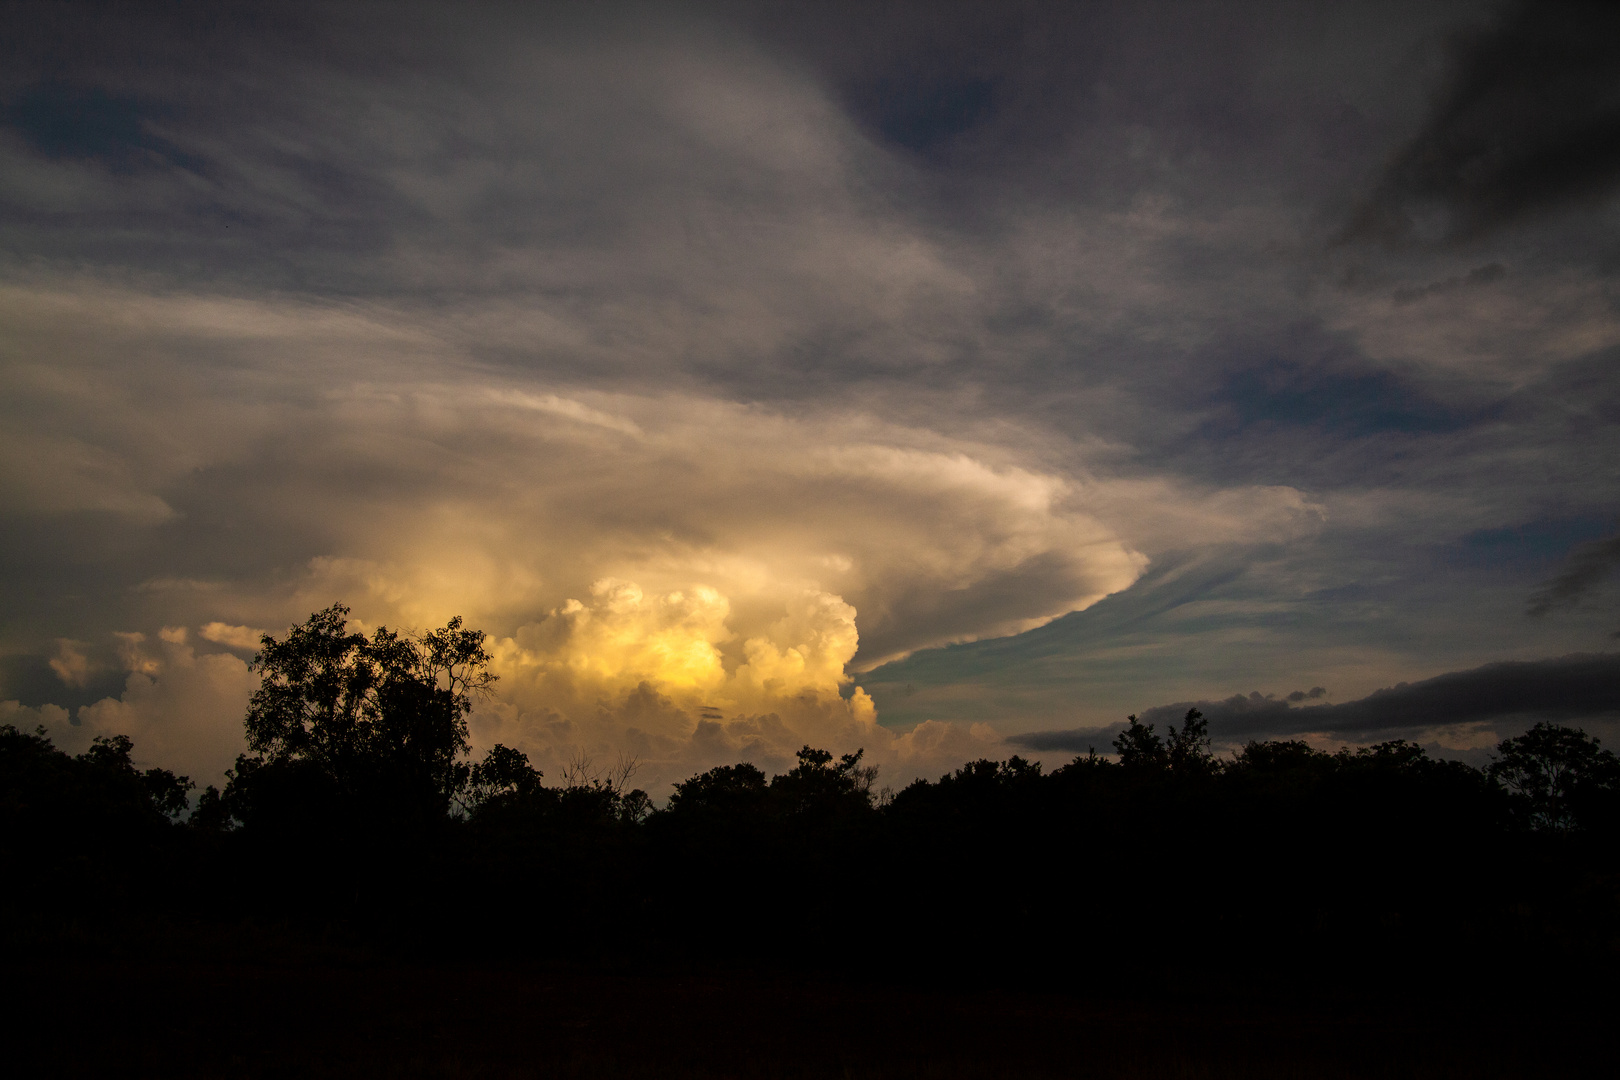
[1232,738,1327,773]
[1489,722,1620,832]
[461,743,544,814]
[224,603,497,834]
[888,755,1045,825]
[770,745,878,818]
[667,762,769,818]
[79,732,195,819]
[1165,708,1212,773]
[1112,713,1164,769]
[0,725,193,908]
[1114,709,1212,775]
[19,628,1620,991]
[1,726,193,829]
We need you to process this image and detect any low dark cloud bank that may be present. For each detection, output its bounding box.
[1013,652,1620,752]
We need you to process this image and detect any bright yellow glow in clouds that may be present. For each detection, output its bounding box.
[495,578,869,711]
[472,575,883,793]
[0,280,1326,792]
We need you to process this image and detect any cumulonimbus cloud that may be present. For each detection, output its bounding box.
[11,9,1518,793]
[0,273,1326,789]
[0,276,1159,787]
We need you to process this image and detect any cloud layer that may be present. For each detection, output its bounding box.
[0,275,1163,786]
[1011,652,1620,760]
[3,2,1619,788]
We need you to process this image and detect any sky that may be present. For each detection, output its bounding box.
[2,0,1618,793]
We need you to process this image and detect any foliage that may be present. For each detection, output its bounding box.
[222,603,498,833]
[1489,721,1620,832]
[1112,708,1213,775]
[668,762,769,816]
[462,742,545,811]
[0,724,193,908]
[769,745,879,818]
[1,725,194,827]
[13,612,1620,985]
[78,732,195,819]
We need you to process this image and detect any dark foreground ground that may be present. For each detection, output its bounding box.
[4,930,1613,1079]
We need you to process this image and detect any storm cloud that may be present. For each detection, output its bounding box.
[1011,653,1620,754]
[3,2,1618,787]
[1340,0,1620,245]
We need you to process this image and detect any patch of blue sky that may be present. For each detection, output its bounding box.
[1212,358,1476,439]
[864,559,1261,727]
[1451,515,1618,573]
[8,83,208,174]
[852,75,997,157]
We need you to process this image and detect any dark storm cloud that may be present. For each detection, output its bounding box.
[1202,651,1620,736]
[1341,0,1620,245]
[1528,532,1620,617]
[1010,652,1620,751]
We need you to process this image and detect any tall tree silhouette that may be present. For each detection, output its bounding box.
[1489,722,1620,832]
[1113,709,1212,774]
[223,603,496,834]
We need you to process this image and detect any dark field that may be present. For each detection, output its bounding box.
[4,943,1613,1079]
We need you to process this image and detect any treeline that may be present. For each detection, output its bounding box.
[5,605,1619,992]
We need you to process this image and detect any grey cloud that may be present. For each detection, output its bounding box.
[5,1,1575,480]
[1390,262,1506,304]
[1141,652,1620,740]
[1528,533,1620,616]
[0,277,1151,673]
[1341,0,1620,245]
[1008,653,1619,751]
[0,3,1466,408]
[1138,692,1303,740]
